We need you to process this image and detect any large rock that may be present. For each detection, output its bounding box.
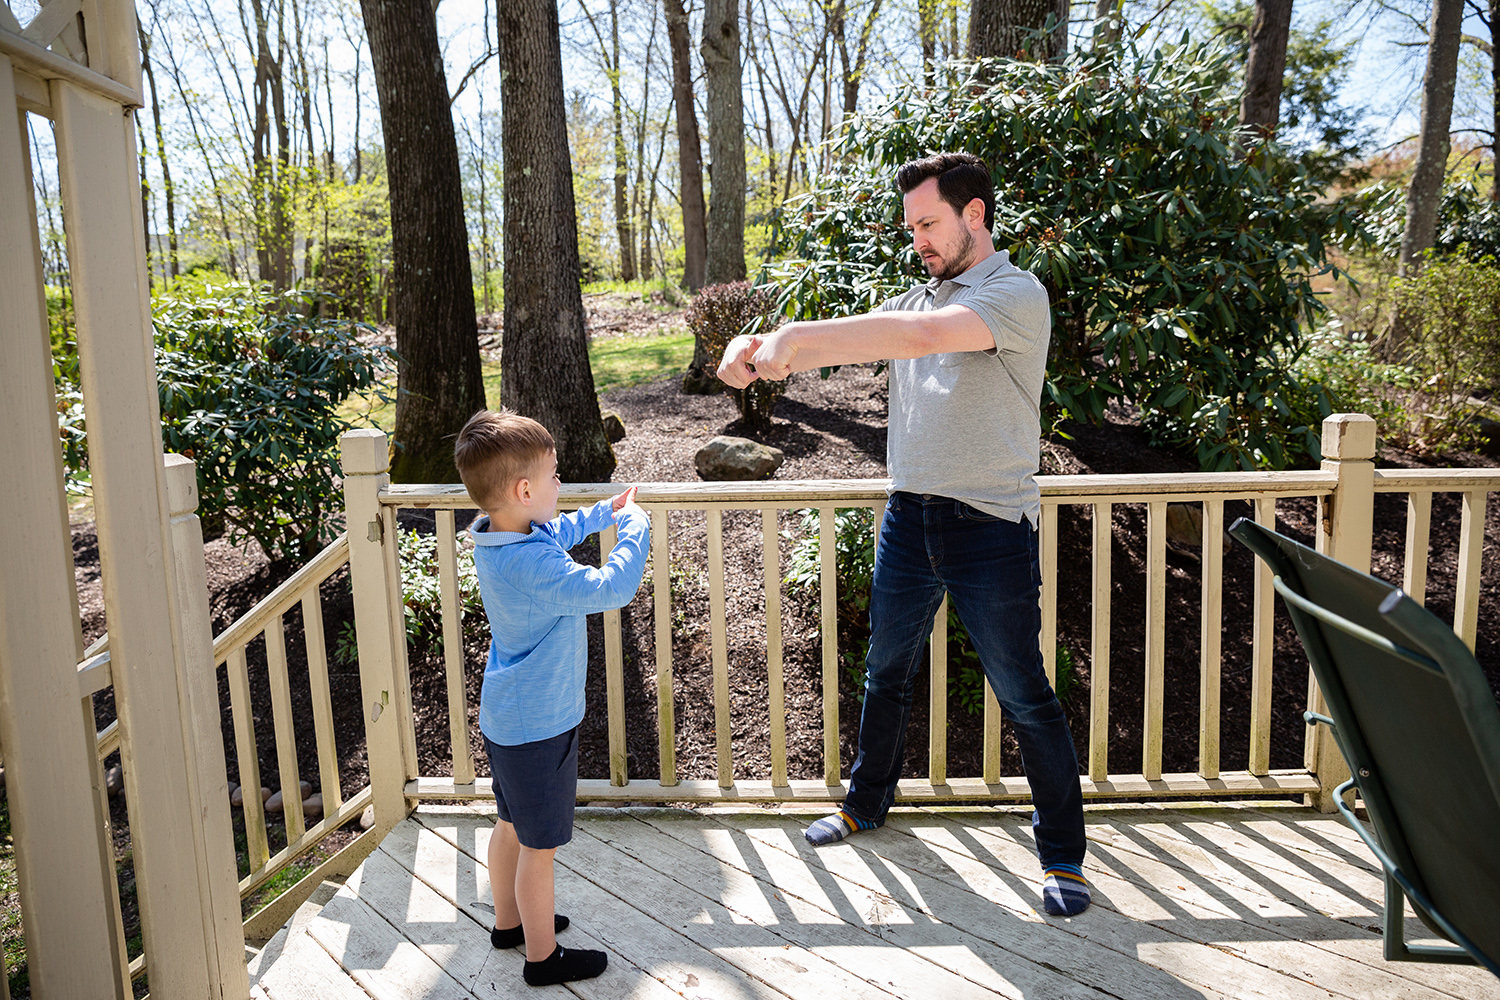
[601,410,627,443]
[695,436,785,481]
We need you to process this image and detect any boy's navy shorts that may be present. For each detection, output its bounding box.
[483,726,578,850]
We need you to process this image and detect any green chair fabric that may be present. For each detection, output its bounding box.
[1229,517,1500,977]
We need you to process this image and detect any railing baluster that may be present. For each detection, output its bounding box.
[1199,500,1223,780]
[763,509,788,788]
[602,523,628,786]
[707,509,732,787]
[1249,497,1276,775]
[226,645,269,871]
[819,505,839,787]
[382,508,419,780]
[929,595,947,786]
[651,507,677,786]
[1455,490,1487,652]
[1143,502,1167,781]
[982,678,1002,784]
[266,614,306,843]
[1090,502,1112,781]
[1403,491,1432,606]
[301,590,342,812]
[1041,503,1058,686]
[436,510,474,786]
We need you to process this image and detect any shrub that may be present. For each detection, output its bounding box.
[149,281,395,563]
[765,37,1366,470]
[1385,249,1500,454]
[334,527,485,665]
[685,282,786,429]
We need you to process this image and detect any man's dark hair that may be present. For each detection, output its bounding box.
[895,152,994,232]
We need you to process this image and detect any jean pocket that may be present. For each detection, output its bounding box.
[957,501,1003,522]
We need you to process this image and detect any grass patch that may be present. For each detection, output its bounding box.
[341,327,694,433]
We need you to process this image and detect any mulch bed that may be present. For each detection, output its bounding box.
[71,367,1500,815]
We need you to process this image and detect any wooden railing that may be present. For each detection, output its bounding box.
[338,415,1499,821]
[79,460,382,961]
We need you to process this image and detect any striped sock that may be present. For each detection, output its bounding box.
[1041,864,1091,916]
[804,809,879,846]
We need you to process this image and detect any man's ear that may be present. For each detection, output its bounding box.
[967,197,985,230]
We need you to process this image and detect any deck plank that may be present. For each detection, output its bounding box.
[392,812,699,1000]
[630,807,1220,1000]
[245,803,1500,1000]
[425,807,906,1000]
[903,808,1500,1000]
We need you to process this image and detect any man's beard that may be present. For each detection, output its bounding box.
[923,228,978,280]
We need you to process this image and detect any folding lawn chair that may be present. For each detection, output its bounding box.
[1229,517,1500,977]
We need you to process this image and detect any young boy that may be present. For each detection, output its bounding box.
[454,408,649,987]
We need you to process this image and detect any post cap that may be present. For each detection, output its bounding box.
[163,453,198,515]
[1321,413,1376,462]
[341,429,391,475]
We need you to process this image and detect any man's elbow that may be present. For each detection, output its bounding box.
[895,316,947,358]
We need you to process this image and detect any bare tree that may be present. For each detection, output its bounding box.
[498,0,617,481]
[139,20,179,282]
[832,0,883,116]
[580,0,638,281]
[360,0,487,482]
[702,0,747,285]
[1390,0,1465,354]
[1239,0,1294,137]
[665,0,708,290]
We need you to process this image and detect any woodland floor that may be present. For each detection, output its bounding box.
[71,358,1500,811]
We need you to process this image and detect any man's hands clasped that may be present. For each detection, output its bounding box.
[715,324,803,389]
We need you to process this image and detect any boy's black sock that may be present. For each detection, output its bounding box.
[490,914,569,949]
[522,943,607,986]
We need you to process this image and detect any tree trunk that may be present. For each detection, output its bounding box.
[968,0,1069,61]
[609,1,637,282]
[702,0,746,286]
[360,0,487,483]
[918,0,937,87]
[665,0,708,291]
[139,24,178,280]
[1238,0,1293,138]
[1492,0,1499,203]
[1092,0,1122,48]
[1389,0,1465,356]
[497,0,616,482]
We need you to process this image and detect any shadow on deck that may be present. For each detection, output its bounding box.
[246,802,1500,1000]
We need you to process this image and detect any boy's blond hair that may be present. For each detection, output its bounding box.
[453,409,555,512]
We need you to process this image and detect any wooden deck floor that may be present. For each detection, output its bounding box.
[246,801,1500,1000]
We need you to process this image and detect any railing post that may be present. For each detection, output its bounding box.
[163,455,250,996]
[1306,413,1375,811]
[342,430,412,835]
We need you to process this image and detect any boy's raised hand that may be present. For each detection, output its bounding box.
[610,485,639,514]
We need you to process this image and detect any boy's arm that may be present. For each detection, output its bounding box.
[544,498,617,552]
[521,506,650,615]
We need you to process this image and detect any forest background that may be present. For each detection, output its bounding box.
[23,0,1500,561]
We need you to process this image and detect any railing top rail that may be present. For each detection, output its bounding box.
[381,470,1341,509]
[211,533,350,664]
[1373,468,1500,492]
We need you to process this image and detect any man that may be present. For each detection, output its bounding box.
[716,152,1089,917]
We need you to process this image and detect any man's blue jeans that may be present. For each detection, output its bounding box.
[843,492,1086,870]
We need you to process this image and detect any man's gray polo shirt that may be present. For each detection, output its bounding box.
[877,249,1050,525]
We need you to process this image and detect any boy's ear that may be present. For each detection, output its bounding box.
[511,474,532,507]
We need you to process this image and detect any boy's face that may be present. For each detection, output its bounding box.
[525,449,561,523]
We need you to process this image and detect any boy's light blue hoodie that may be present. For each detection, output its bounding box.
[469,499,649,746]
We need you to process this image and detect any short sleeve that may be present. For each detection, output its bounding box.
[962,272,1051,356]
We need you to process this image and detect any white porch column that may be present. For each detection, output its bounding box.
[53,77,227,995]
[0,63,130,1000]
